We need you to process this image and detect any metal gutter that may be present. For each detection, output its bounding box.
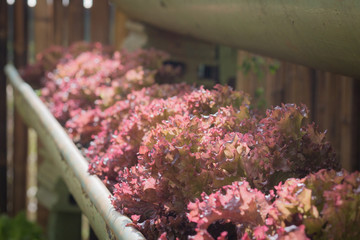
[5,64,145,240]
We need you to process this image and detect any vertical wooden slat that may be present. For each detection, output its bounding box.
[68,0,84,44]
[90,0,110,44]
[62,3,70,46]
[11,0,29,217]
[236,51,258,97]
[0,0,8,215]
[54,0,84,46]
[14,0,28,68]
[340,78,354,170]
[53,0,66,45]
[34,0,54,229]
[114,7,128,49]
[290,66,312,109]
[265,62,282,107]
[34,0,54,53]
[314,72,342,163]
[237,50,283,110]
[281,63,313,118]
[313,71,328,129]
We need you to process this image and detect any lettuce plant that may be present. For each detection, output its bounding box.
[31,43,355,240]
[187,169,360,240]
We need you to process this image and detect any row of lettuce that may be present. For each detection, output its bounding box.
[23,42,360,240]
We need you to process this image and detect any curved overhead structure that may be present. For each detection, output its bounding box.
[112,0,360,78]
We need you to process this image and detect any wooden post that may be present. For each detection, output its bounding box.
[68,0,84,44]
[53,0,65,45]
[0,0,8,214]
[11,0,29,217]
[90,0,110,44]
[14,0,28,68]
[34,0,54,53]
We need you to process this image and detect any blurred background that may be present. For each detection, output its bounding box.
[0,0,359,239]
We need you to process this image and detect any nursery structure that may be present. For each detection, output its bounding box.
[1,0,360,239]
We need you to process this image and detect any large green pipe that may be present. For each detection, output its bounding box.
[112,0,360,78]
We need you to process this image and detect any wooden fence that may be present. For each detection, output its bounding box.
[236,51,359,172]
[0,0,359,238]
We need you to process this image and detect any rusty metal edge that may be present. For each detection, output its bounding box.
[5,64,145,240]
